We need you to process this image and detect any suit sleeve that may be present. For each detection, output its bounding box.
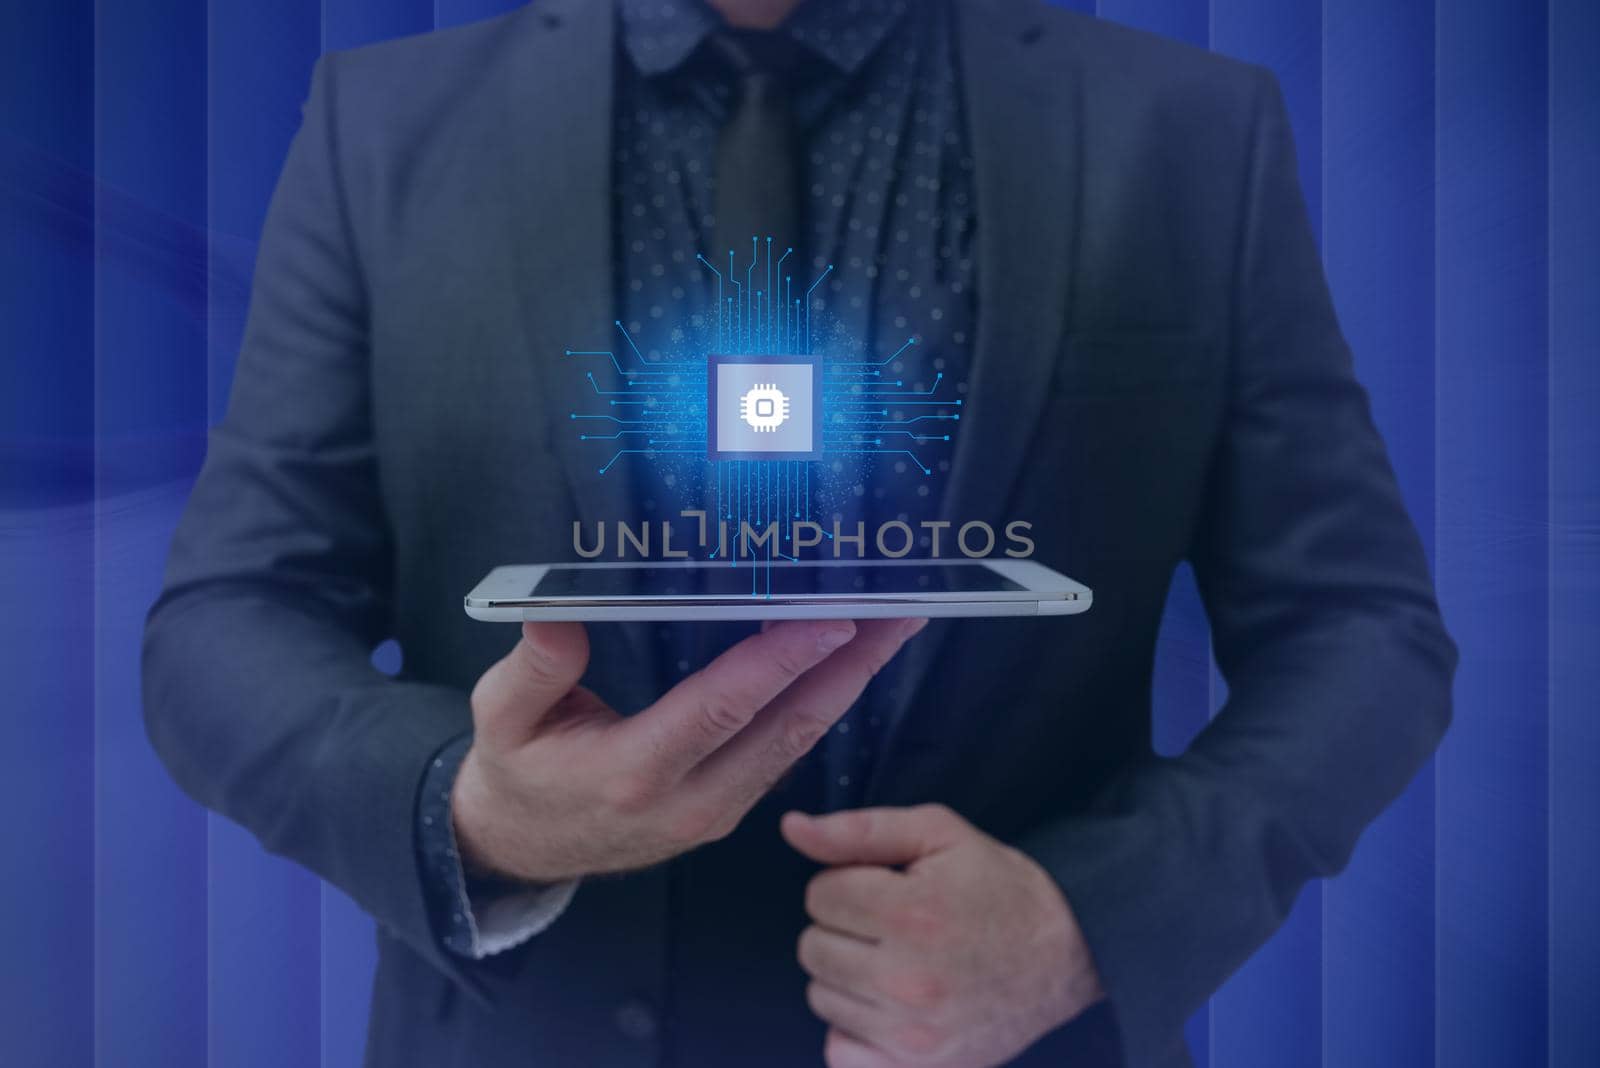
[1015,72,1457,1067]
[417,735,580,959]
[141,56,478,990]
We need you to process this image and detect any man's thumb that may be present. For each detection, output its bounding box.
[780,805,965,867]
[471,622,590,751]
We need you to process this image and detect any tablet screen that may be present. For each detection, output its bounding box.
[530,564,1025,598]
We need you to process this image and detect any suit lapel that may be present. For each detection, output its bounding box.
[498,1,660,678]
[500,0,634,537]
[869,0,1082,798]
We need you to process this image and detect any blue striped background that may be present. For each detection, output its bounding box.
[1,1,1594,1065]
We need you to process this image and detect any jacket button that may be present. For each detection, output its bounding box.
[614,999,658,1042]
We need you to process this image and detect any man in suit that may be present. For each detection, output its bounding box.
[142,0,1456,1065]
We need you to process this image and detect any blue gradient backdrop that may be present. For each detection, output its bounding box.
[2,1,1595,1065]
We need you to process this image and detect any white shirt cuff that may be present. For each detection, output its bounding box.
[458,876,581,959]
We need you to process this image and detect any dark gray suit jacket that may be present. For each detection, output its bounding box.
[142,1,1456,1065]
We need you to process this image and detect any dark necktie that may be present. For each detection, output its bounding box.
[708,30,805,287]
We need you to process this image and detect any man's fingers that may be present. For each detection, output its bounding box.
[617,620,857,781]
[689,618,926,800]
[798,924,887,1000]
[471,622,591,751]
[801,865,903,940]
[809,988,892,1060]
[782,803,964,867]
[822,1026,897,1068]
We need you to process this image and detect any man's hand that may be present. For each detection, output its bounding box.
[452,618,925,883]
[782,805,1104,1068]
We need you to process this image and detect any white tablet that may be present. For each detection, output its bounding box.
[464,559,1091,622]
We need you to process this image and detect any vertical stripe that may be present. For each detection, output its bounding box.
[1211,0,1322,240]
[1547,0,1600,1063]
[320,888,380,1068]
[1208,3,1324,1066]
[1096,0,1208,48]
[1435,1,1550,1065]
[323,0,435,51]
[0,3,96,442]
[0,3,96,1065]
[1320,3,1437,1066]
[205,1,320,414]
[92,2,210,1065]
[203,4,324,1066]
[433,0,524,30]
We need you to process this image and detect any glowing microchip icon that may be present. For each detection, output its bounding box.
[706,353,822,460]
[739,383,791,432]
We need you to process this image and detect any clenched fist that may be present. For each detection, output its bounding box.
[783,805,1104,1068]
